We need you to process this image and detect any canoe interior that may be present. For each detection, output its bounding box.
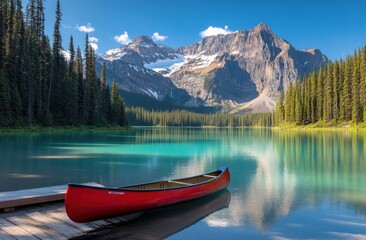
[121,170,222,190]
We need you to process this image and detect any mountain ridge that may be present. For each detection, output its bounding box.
[98,23,328,112]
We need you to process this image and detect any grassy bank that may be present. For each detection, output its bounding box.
[273,121,366,131]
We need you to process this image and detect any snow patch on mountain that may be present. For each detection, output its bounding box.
[191,53,218,69]
[144,54,184,69]
[103,47,130,61]
[141,88,159,99]
[146,51,218,77]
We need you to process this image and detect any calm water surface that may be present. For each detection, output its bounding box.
[0,128,366,239]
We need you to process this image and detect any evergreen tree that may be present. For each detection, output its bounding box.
[303,74,311,122]
[351,51,361,123]
[274,91,284,126]
[332,61,340,121]
[111,80,121,124]
[324,61,333,121]
[48,0,64,124]
[360,47,366,122]
[38,35,51,123]
[284,82,294,123]
[0,70,11,126]
[316,67,324,121]
[84,44,97,125]
[295,80,302,124]
[81,34,90,124]
[309,70,317,123]
[0,0,5,68]
[12,0,25,124]
[65,35,79,125]
[340,58,352,121]
[98,62,109,123]
[75,46,84,121]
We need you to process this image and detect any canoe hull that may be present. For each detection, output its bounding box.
[65,167,230,223]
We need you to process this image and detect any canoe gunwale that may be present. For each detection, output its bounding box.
[68,167,228,192]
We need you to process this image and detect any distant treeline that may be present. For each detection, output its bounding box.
[126,107,272,127]
[0,0,127,128]
[275,46,366,126]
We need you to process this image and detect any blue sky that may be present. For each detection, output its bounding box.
[38,0,366,60]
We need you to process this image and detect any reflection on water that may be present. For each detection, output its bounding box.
[1,128,366,238]
[74,190,230,240]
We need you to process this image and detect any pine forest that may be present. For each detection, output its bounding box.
[274,47,366,127]
[0,0,127,128]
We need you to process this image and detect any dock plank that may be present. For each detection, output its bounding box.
[26,212,82,239]
[6,216,55,240]
[0,228,16,240]
[44,211,93,232]
[0,219,38,240]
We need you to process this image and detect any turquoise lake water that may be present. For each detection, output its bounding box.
[0,128,366,239]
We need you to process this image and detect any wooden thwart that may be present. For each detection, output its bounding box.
[169,180,192,186]
[203,175,216,178]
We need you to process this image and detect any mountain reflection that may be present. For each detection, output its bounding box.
[73,190,231,240]
[164,128,366,229]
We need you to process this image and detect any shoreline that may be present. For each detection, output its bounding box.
[1,124,366,133]
[273,121,366,131]
[0,125,131,133]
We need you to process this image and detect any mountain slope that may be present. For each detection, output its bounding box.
[99,23,328,112]
[97,37,197,107]
[168,23,328,110]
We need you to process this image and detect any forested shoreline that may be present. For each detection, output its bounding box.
[0,0,127,128]
[126,107,272,127]
[275,47,366,127]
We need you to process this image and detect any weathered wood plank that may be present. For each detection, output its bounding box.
[44,211,93,232]
[26,212,82,239]
[0,219,38,240]
[0,187,65,210]
[6,216,55,240]
[104,218,120,224]
[0,228,16,240]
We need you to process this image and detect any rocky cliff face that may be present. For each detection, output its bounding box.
[172,23,328,102]
[99,23,328,112]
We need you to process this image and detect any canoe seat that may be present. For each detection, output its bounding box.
[203,175,216,178]
[169,180,192,186]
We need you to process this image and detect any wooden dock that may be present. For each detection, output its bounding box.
[0,184,140,240]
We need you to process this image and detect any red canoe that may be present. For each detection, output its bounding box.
[65,167,230,223]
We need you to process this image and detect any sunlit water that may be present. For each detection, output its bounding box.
[0,128,366,239]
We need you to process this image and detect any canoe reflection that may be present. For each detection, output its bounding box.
[75,189,231,240]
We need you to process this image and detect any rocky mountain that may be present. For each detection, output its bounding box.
[98,37,196,106]
[99,23,328,112]
[103,36,179,67]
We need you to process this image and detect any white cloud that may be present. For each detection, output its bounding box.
[152,32,168,41]
[76,23,95,33]
[89,42,98,51]
[87,37,99,51]
[89,37,99,43]
[200,25,233,38]
[114,31,131,45]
